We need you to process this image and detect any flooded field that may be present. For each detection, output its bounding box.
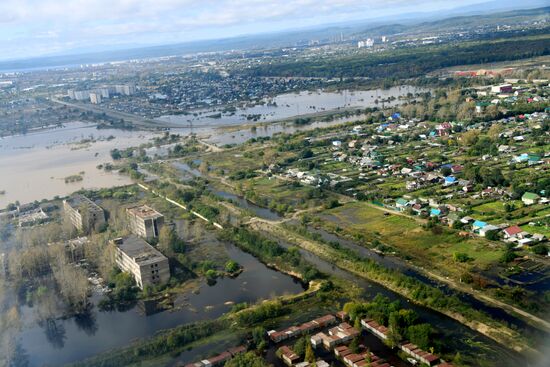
[157,86,427,127]
[0,86,426,207]
[16,242,305,366]
[0,122,157,207]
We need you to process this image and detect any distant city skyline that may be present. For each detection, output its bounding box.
[0,0,544,61]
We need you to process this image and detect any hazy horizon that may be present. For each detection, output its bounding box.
[1,0,546,62]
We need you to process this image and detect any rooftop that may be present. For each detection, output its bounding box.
[127,205,163,220]
[112,235,167,265]
[65,194,102,211]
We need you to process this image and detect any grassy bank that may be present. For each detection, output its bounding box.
[248,219,536,356]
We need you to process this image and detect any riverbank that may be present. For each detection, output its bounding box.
[67,277,339,367]
[205,169,549,335]
[247,218,538,357]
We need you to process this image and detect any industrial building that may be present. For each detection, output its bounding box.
[112,236,170,289]
[126,205,164,239]
[63,194,106,234]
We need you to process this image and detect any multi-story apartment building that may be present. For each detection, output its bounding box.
[63,194,106,234]
[89,92,102,104]
[126,205,164,239]
[111,236,170,289]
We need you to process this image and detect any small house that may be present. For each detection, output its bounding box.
[503,225,524,239]
[479,224,499,237]
[396,198,409,211]
[522,192,540,205]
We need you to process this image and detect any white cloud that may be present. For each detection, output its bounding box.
[0,0,487,59]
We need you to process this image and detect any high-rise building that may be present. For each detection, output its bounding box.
[89,92,102,104]
[73,90,90,101]
[98,88,110,99]
[63,195,106,234]
[358,38,374,48]
[126,205,164,239]
[112,236,170,289]
[115,84,135,96]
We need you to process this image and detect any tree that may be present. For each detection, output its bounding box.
[488,123,502,141]
[325,199,340,209]
[532,244,548,256]
[305,341,316,363]
[225,260,240,273]
[460,129,479,146]
[52,261,89,313]
[453,352,463,366]
[500,251,517,263]
[350,337,360,353]
[386,311,402,348]
[251,327,267,351]
[453,252,472,263]
[158,226,185,255]
[110,149,122,160]
[199,161,209,174]
[354,317,362,331]
[225,352,268,367]
[293,337,307,357]
[485,230,499,241]
[406,324,432,350]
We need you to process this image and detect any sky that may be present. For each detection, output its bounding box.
[0,0,528,60]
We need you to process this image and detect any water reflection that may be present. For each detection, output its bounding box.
[17,242,304,366]
[74,310,98,336]
[41,319,66,349]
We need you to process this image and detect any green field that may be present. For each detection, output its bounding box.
[520,223,550,238]
[318,202,504,272]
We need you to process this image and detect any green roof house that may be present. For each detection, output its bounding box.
[528,154,541,165]
[396,198,408,211]
[522,192,540,205]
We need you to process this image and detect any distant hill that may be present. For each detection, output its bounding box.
[0,4,548,72]
[351,6,550,38]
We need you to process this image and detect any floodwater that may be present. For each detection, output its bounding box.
[0,86,426,207]
[17,242,305,366]
[157,86,427,128]
[0,122,156,207]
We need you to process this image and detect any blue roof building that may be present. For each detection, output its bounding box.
[430,208,441,217]
[444,176,457,185]
[473,220,487,229]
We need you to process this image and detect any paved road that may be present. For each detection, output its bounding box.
[50,97,181,129]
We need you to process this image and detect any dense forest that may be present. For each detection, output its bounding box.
[243,36,550,79]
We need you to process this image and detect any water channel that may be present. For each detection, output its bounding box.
[197,181,548,366]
